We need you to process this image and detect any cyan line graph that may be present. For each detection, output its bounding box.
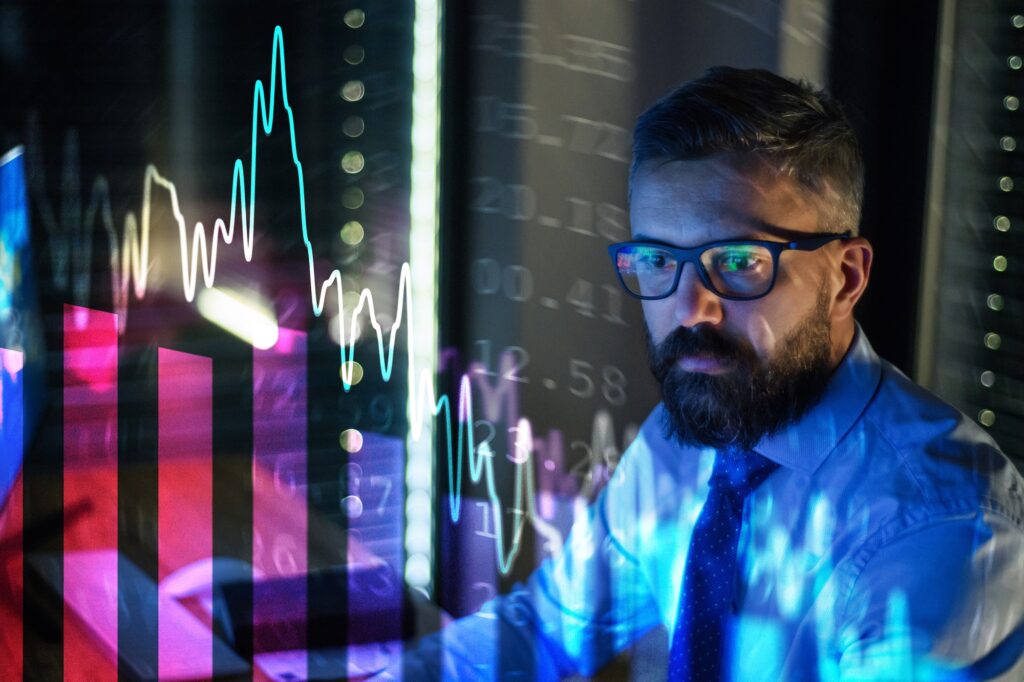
[27,26,568,575]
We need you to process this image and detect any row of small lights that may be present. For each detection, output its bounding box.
[339,4,369,364]
[334,4,439,594]
[339,11,366,500]
[977,13,1022,428]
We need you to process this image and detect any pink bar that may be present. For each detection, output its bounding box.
[158,348,213,680]
[0,348,24,681]
[253,329,307,663]
[63,304,119,681]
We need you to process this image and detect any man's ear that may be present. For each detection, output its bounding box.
[832,237,873,320]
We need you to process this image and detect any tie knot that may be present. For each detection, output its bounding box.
[708,449,779,498]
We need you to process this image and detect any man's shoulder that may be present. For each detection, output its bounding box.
[845,357,1023,526]
[864,358,1004,464]
[867,359,998,451]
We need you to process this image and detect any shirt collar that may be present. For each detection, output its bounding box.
[752,324,882,475]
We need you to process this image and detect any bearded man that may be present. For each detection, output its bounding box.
[391,67,1024,681]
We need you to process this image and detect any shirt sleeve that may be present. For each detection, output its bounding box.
[836,511,1024,681]
[382,441,665,681]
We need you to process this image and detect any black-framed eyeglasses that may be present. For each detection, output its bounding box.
[607,232,852,301]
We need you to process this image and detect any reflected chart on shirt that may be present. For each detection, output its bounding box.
[0,0,801,680]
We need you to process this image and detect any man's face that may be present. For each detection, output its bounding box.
[629,155,849,450]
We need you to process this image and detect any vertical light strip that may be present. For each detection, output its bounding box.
[914,0,958,388]
[406,0,441,593]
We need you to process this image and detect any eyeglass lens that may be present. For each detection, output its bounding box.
[614,243,775,298]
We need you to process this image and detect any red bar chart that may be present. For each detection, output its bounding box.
[3,306,327,679]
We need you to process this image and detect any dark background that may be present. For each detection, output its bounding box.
[2,0,1021,679]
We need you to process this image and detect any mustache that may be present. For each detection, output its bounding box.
[648,326,756,376]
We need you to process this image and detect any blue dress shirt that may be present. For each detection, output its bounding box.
[392,329,1024,681]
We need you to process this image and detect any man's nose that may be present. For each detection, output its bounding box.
[673,264,724,328]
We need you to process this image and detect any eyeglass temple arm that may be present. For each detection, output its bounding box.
[785,231,853,251]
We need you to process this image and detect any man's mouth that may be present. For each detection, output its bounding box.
[675,353,734,374]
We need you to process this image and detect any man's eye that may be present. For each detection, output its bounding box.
[638,251,673,270]
[721,255,754,270]
[715,249,764,273]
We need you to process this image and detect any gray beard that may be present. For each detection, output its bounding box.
[647,287,835,451]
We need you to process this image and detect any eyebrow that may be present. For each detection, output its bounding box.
[632,218,817,245]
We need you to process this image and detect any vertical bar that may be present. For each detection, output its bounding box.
[913,0,958,387]
[157,348,213,680]
[252,329,307,670]
[63,304,118,681]
[407,0,442,597]
[0,348,24,680]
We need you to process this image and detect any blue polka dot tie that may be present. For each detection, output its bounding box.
[667,449,779,680]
